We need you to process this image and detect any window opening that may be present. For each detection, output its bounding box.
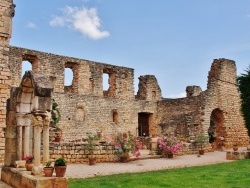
[103,73,109,91]
[64,68,73,86]
[113,111,118,123]
[22,61,32,77]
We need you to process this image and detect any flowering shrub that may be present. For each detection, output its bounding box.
[23,155,34,163]
[108,131,142,158]
[158,134,183,154]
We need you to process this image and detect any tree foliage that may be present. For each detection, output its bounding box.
[238,67,250,135]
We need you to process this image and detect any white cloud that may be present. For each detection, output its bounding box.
[49,6,110,40]
[26,22,37,28]
[167,92,186,99]
[247,14,250,18]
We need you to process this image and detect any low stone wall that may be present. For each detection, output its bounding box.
[226,151,250,160]
[49,142,118,163]
[47,140,214,164]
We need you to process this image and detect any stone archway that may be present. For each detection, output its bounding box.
[4,71,53,167]
[209,108,225,150]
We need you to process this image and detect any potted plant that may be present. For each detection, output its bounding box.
[158,134,183,158]
[43,161,54,177]
[233,144,238,151]
[51,99,62,142]
[23,155,34,171]
[109,131,142,162]
[194,132,208,155]
[85,133,100,165]
[54,158,67,177]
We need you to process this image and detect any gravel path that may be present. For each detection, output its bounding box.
[65,150,232,179]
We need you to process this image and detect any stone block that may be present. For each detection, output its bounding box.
[232,152,240,160]
[32,96,51,111]
[16,114,31,126]
[239,152,246,160]
[5,126,16,138]
[226,152,232,160]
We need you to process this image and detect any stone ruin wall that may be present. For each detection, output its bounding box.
[8,46,159,142]
[203,59,249,147]
[156,94,205,140]
[1,0,249,164]
[157,59,249,151]
[0,0,14,163]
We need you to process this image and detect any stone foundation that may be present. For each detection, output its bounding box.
[1,166,68,188]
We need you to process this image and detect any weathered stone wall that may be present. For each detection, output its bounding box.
[7,46,158,141]
[1,1,249,165]
[136,75,162,101]
[203,59,249,147]
[8,46,135,100]
[156,59,249,150]
[49,142,118,163]
[156,94,205,141]
[0,0,14,163]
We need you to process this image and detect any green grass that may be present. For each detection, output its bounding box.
[69,160,250,188]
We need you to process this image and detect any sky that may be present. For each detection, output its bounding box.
[10,0,250,98]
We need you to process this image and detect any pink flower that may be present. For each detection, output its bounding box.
[158,135,183,154]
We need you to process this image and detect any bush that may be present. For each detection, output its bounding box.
[54,158,67,166]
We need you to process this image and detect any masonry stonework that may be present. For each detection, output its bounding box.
[0,0,14,163]
[0,1,249,166]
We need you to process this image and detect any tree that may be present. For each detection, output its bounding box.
[238,67,250,135]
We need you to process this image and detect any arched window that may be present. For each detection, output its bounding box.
[21,60,32,77]
[112,111,119,123]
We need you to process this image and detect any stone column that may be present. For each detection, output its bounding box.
[32,115,43,166]
[43,112,51,164]
[33,125,42,166]
[23,126,30,157]
[16,126,22,160]
[43,126,49,164]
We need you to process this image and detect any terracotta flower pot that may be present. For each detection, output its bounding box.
[54,166,67,177]
[120,156,129,163]
[55,136,61,142]
[199,150,205,155]
[167,153,174,158]
[25,162,34,171]
[88,158,96,165]
[233,146,238,151]
[43,167,54,177]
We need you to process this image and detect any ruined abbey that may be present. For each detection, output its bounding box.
[0,0,249,166]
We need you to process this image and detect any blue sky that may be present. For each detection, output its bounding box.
[11,0,250,98]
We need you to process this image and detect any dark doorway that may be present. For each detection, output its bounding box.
[209,108,225,150]
[138,113,150,136]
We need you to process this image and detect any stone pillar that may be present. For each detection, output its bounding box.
[149,136,159,155]
[16,126,22,160]
[23,126,30,157]
[33,125,42,166]
[0,0,15,163]
[42,112,51,164]
[43,126,49,164]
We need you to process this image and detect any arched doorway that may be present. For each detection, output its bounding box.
[208,108,225,150]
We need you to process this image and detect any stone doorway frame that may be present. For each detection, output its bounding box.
[4,71,53,167]
[138,112,153,137]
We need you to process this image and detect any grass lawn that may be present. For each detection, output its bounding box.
[69,160,250,188]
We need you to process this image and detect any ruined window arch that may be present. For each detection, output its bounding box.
[21,54,39,77]
[103,68,116,97]
[22,60,32,77]
[112,110,119,123]
[64,62,78,93]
